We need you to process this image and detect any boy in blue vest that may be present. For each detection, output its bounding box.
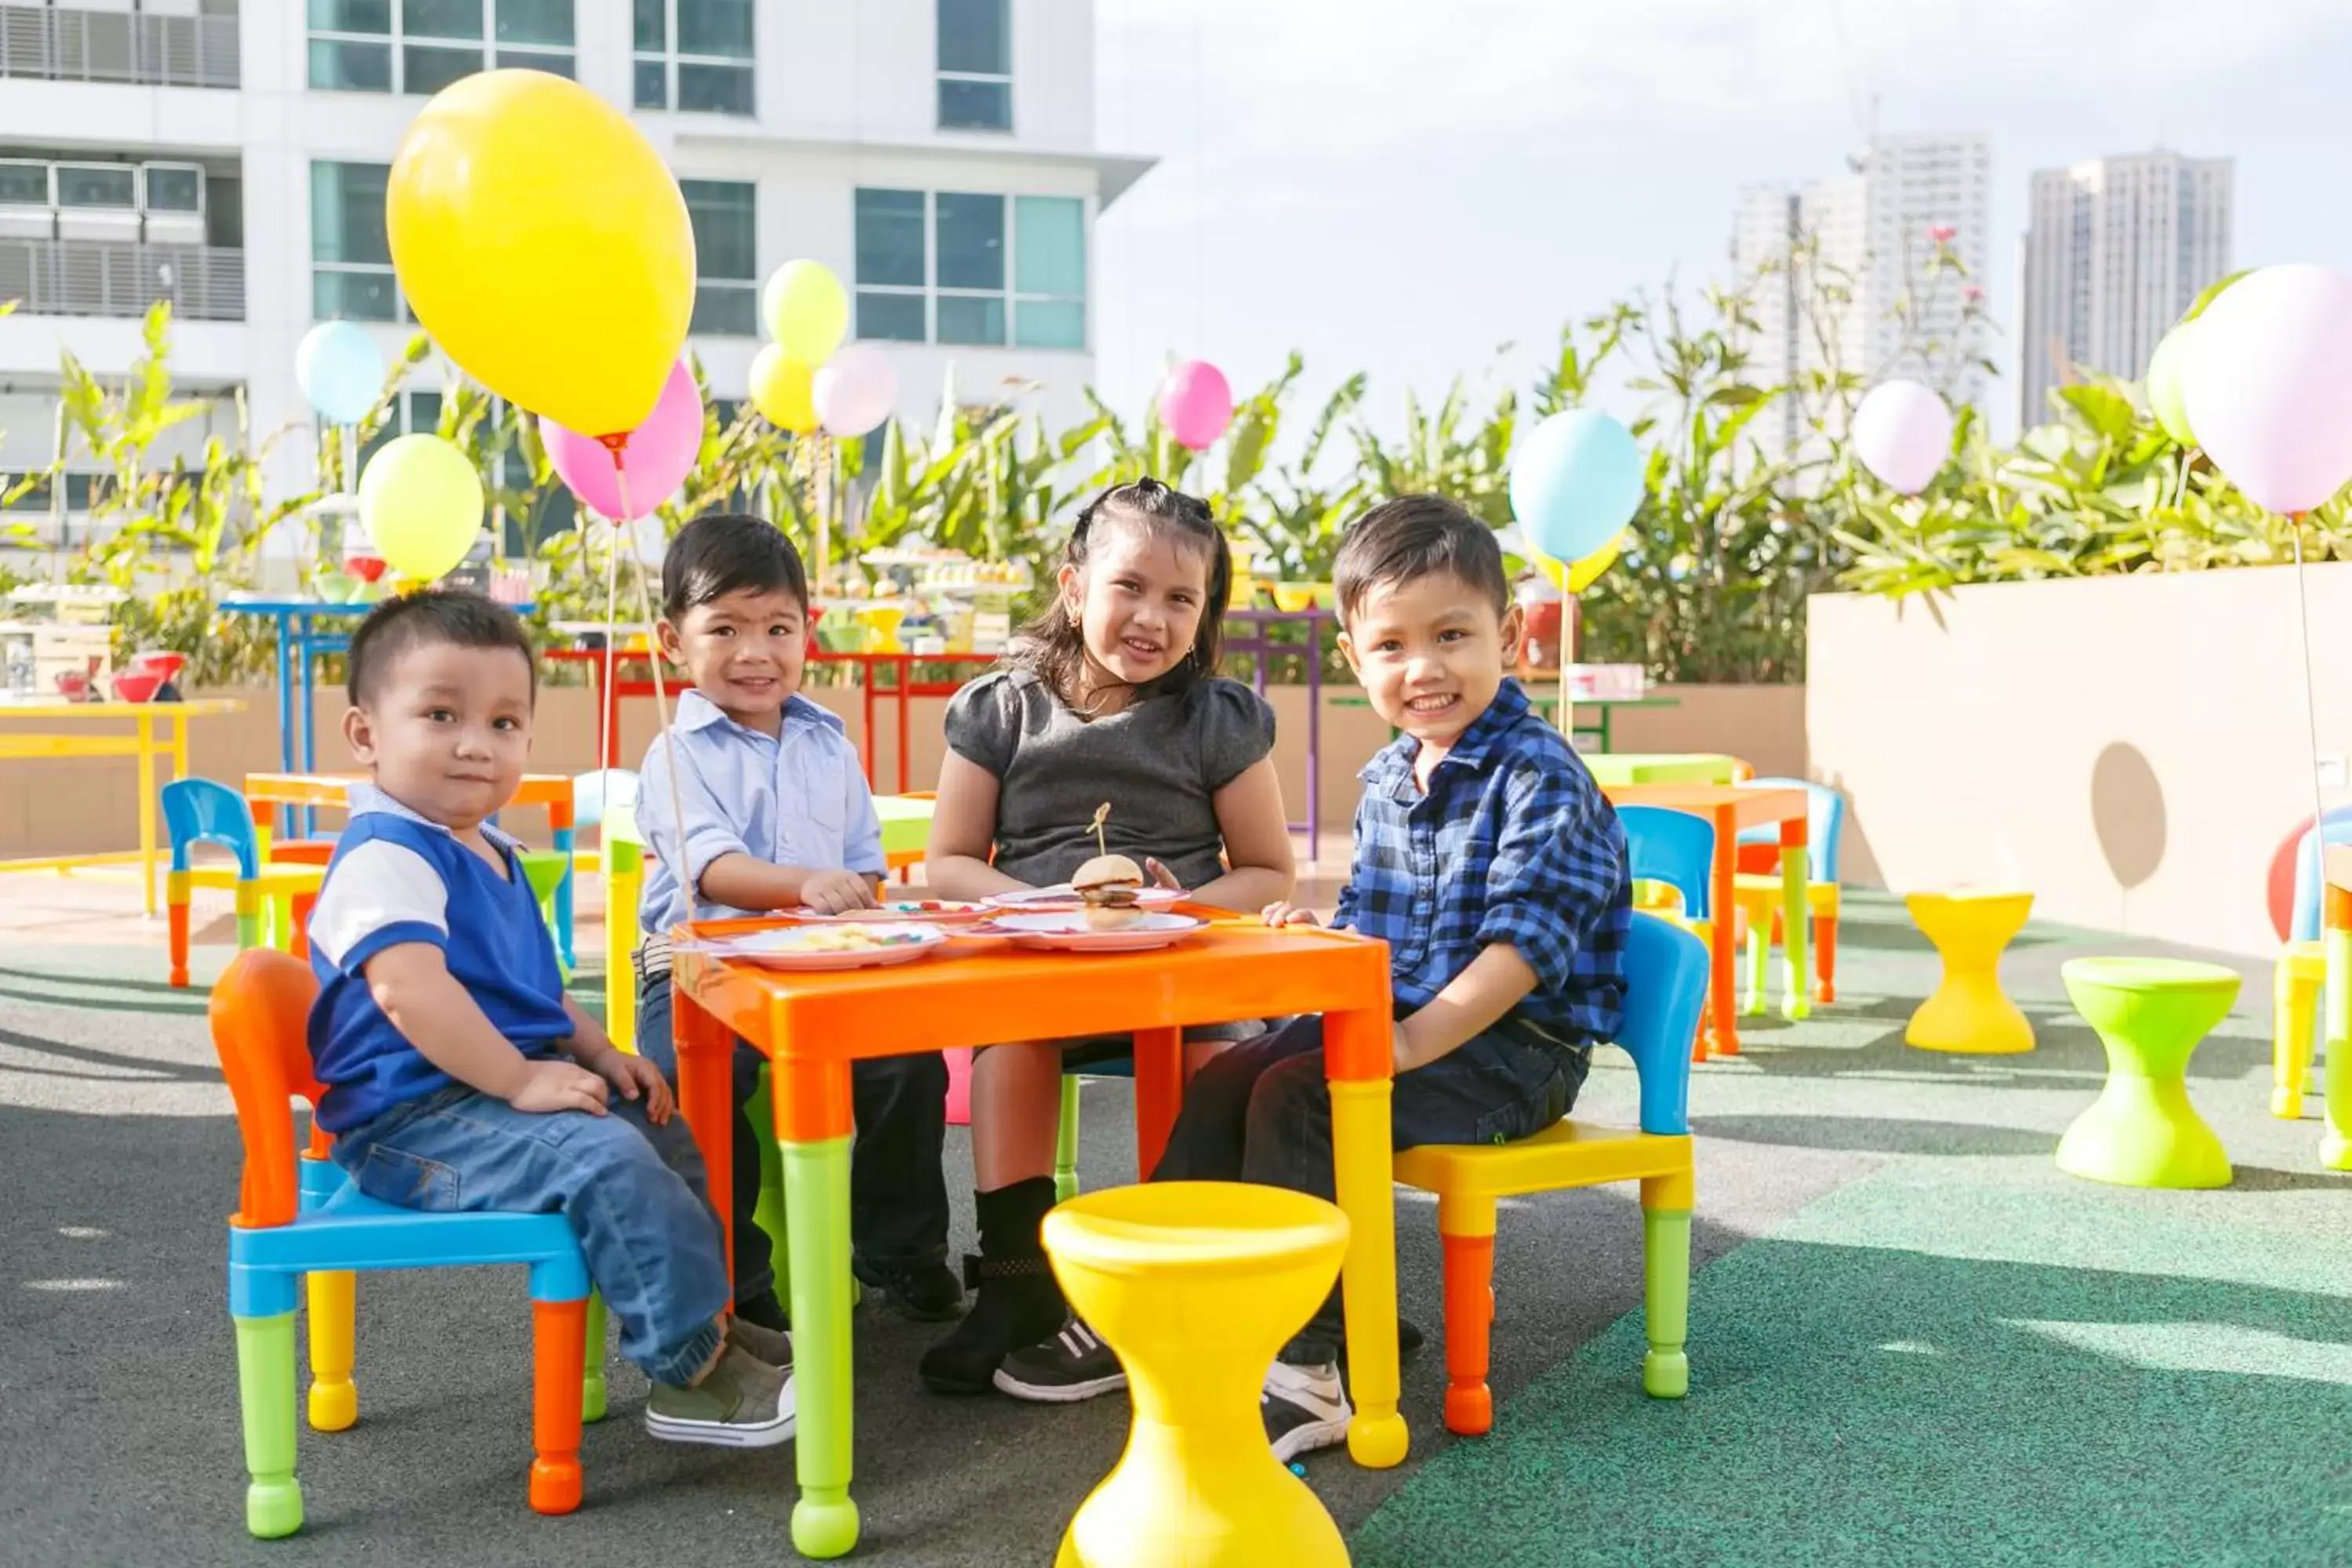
[306,590,793,1447]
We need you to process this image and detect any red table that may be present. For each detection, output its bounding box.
[544,644,996,793]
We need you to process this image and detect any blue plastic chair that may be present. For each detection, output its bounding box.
[1734,777,1846,884]
[2287,814,2352,942]
[1394,912,1710,1432]
[163,778,325,987]
[211,949,598,1538]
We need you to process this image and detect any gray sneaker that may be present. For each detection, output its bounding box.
[727,1316,792,1371]
[646,1343,795,1448]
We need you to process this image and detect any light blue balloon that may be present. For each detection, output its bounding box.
[1510,409,1645,564]
[297,321,387,426]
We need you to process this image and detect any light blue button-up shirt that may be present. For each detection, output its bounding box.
[635,688,884,939]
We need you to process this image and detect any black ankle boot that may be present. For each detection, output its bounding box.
[919,1178,1066,1396]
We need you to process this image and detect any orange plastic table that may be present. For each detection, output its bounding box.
[1602,782,1812,1058]
[668,916,1408,1558]
[2318,845,2352,1169]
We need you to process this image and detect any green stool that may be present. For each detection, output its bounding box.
[2056,956,2240,1189]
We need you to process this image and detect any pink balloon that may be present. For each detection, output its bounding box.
[2183,263,2352,514]
[814,344,899,437]
[1158,359,1233,451]
[543,359,702,521]
[1850,379,1953,495]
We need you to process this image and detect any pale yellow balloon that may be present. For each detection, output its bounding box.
[360,434,485,583]
[1537,535,1624,594]
[388,70,695,437]
[750,344,819,434]
[763,260,849,365]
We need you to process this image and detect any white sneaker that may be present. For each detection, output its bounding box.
[1261,1359,1351,1463]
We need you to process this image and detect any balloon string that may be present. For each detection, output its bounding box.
[2289,514,2330,910]
[610,455,694,947]
[597,495,620,786]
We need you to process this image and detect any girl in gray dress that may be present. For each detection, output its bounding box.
[917,478,1296,1396]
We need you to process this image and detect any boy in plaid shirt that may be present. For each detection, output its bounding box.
[1000,493,1632,1459]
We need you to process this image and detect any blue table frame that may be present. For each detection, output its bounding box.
[1222,608,1327,864]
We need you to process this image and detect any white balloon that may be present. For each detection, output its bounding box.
[1850,379,1953,495]
[813,344,900,438]
[2182,263,2352,514]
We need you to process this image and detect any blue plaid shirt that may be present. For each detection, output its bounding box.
[1335,680,1630,1048]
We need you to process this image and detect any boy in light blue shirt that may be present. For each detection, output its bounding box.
[634,513,959,1330]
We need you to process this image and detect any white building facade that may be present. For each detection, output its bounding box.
[2014,150,2232,430]
[0,0,1149,550]
[1732,133,1991,456]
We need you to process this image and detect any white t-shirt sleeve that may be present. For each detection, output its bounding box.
[308,839,451,975]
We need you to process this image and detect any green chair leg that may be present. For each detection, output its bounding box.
[1743,922,1769,1015]
[582,1292,608,1423]
[1054,1074,1083,1203]
[747,1067,789,1301]
[234,1311,304,1538]
[1640,1203,1691,1399]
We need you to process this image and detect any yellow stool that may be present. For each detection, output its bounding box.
[2273,940,2322,1119]
[1904,888,2035,1054]
[1044,1182,1352,1568]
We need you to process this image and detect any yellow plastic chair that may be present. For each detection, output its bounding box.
[2273,940,2323,1119]
[603,800,644,1053]
[1393,913,1708,1434]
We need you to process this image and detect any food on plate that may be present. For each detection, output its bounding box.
[1072,853,1145,931]
[794,925,889,952]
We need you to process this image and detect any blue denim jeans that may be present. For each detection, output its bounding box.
[637,967,950,1298]
[332,1082,730,1387]
[1152,1013,1581,1364]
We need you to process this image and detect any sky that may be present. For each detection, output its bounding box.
[1090,0,2352,446]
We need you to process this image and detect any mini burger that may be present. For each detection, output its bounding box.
[1072,854,1146,929]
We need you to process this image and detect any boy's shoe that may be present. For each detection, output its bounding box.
[993,1319,1125,1403]
[735,1287,790,1334]
[853,1256,966,1323]
[727,1316,792,1371]
[1261,1359,1352,1464]
[645,1344,795,1448]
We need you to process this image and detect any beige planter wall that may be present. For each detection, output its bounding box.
[2,677,1806,865]
[1808,564,2352,959]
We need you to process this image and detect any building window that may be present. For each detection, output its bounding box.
[307,0,575,95]
[310,162,403,322]
[633,0,754,115]
[681,179,757,336]
[854,189,1084,350]
[936,0,1011,131]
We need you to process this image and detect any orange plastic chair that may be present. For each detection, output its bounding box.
[212,949,593,1537]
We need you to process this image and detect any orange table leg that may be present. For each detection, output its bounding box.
[1707,805,1739,1056]
[674,993,738,1285]
[529,1297,586,1515]
[1133,1026,1184,1180]
[1325,1002,1406,1468]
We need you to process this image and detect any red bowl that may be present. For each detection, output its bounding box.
[53,670,91,699]
[111,670,164,702]
[129,650,185,683]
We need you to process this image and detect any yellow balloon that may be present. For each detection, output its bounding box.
[360,434,485,583]
[750,344,819,434]
[763,260,849,365]
[1537,534,1624,594]
[387,70,695,437]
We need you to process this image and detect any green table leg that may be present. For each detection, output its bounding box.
[2324,926,2352,1170]
[782,1131,860,1558]
[1780,842,1811,1021]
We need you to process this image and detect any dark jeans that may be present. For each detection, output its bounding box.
[333,1082,728,1385]
[637,967,951,1301]
[1152,1013,1579,1366]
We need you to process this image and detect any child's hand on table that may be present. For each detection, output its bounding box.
[510,1059,612,1116]
[803,869,881,914]
[1260,901,1320,927]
